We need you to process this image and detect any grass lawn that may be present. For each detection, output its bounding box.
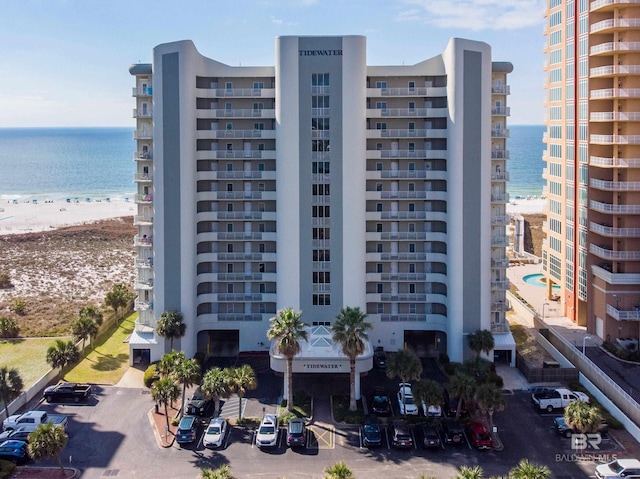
[64,312,136,385]
[0,337,64,387]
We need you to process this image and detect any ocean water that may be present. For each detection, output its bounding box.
[0,125,545,201]
[0,127,135,202]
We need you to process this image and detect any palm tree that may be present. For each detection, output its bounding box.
[156,310,187,351]
[0,366,23,420]
[467,329,495,359]
[104,282,133,321]
[201,465,235,479]
[151,377,181,432]
[27,422,69,476]
[386,348,423,417]
[46,339,80,370]
[71,316,99,354]
[332,306,372,412]
[475,382,505,428]
[201,367,231,418]
[455,466,484,479]
[227,364,257,421]
[324,461,354,479]
[174,357,201,415]
[79,304,103,327]
[412,379,442,417]
[448,372,476,419]
[508,459,551,479]
[267,307,307,411]
[564,400,602,433]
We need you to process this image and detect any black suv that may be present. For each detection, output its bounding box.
[441,419,464,446]
[371,387,392,416]
[390,420,413,449]
[186,388,213,416]
[374,347,387,369]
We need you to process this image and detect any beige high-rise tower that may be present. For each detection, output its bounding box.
[543,0,640,344]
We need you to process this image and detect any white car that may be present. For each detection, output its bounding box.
[421,402,442,418]
[256,414,279,448]
[397,383,419,416]
[203,417,227,448]
[596,458,640,479]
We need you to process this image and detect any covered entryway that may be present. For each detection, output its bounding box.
[493,331,516,367]
[403,330,447,358]
[197,330,239,359]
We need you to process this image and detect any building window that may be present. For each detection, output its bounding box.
[225,82,233,90]
[409,203,415,212]
[409,263,416,273]
[377,304,384,314]
[376,143,383,151]
[258,183,265,192]
[376,263,383,273]
[227,203,233,212]
[259,243,265,253]
[376,203,383,212]
[258,162,265,170]
[376,122,387,130]
[253,82,264,89]
[409,284,416,294]
[376,183,383,191]
[408,81,415,90]
[227,244,234,253]
[259,283,266,293]
[259,223,265,232]
[254,122,264,130]
[376,81,387,88]
[376,162,382,171]
[376,243,383,253]
[227,283,234,293]
[225,102,232,110]
[409,243,415,253]
[408,223,415,232]
[376,223,383,233]
[312,73,330,86]
[376,101,387,109]
[227,183,233,191]
[253,102,264,110]
[259,263,265,273]
[259,303,266,313]
[227,264,233,273]
[226,224,233,232]
[377,284,383,293]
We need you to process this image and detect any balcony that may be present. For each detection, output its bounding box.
[134,194,153,204]
[375,231,448,241]
[132,87,152,97]
[607,304,640,321]
[491,149,510,159]
[591,0,640,12]
[367,108,447,118]
[491,107,510,116]
[367,129,429,139]
[591,64,640,78]
[133,108,152,118]
[133,151,153,161]
[590,243,640,260]
[133,130,152,140]
[491,280,510,290]
[367,149,447,160]
[134,235,153,247]
[591,88,640,100]
[491,322,511,333]
[590,112,640,122]
[591,17,640,34]
[366,169,436,180]
[491,215,510,226]
[491,129,510,138]
[491,258,510,268]
[196,87,275,98]
[590,155,640,167]
[366,86,447,97]
[200,171,275,181]
[135,280,153,291]
[198,232,276,241]
[197,211,276,221]
[370,191,446,200]
[590,199,640,214]
[380,314,429,322]
[590,178,640,191]
[591,41,640,56]
[197,108,275,119]
[216,314,264,322]
[491,236,510,247]
[592,134,640,145]
[491,172,510,181]
[491,85,510,95]
[133,216,153,226]
[491,193,510,203]
[198,129,276,140]
[590,221,640,237]
[199,191,275,200]
[135,300,153,311]
[134,173,153,183]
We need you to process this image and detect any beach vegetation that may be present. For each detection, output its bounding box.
[0,459,17,479]
[157,351,201,415]
[324,461,354,479]
[151,377,181,431]
[201,367,231,418]
[0,272,12,289]
[509,458,551,479]
[143,363,159,388]
[71,316,99,354]
[467,329,495,358]
[27,422,69,476]
[104,282,133,322]
[10,299,27,315]
[46,339,80,370]
[0,366,23,420]
[79,304,103,327]
[0,317,19,338]
[200,465,235,479]
[156,310,186,351]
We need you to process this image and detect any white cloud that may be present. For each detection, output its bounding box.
[397,0,545,31]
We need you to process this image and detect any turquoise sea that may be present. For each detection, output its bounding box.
[0,125,545,201]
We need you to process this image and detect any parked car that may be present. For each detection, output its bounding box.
[595,458,640,479]
[421,401,442,418]
[465,422,493,450]
[362,415,382,448]
[531,388,589,412]
[2,411,67,432]
[256,414,279,448]
[0,425,36,443]
[202,417,227,448]
[421,424,441,449]
[553,416,608,438]
[286,418,306,448]
[175,415,198,445]
[0,440,28,464]
[186,388,214,416]
[390,420,413,449]
[43,382,92,403]
[441,419,464,446]
[371,388,392,416]
[373,347,387,369]
[397,383,419,416]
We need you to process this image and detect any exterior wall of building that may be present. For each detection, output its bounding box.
[129,36,511,364]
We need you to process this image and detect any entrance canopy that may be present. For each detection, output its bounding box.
[493,330,516,367]
[270,325,374,374]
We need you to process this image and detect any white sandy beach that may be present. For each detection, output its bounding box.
[0,198,135,235]
[506,198,545,215]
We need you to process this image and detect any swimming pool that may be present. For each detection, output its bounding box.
[522,273,560,290]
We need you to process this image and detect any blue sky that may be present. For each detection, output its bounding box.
[0,0,546,127]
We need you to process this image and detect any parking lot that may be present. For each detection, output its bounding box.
[15,366,611,478]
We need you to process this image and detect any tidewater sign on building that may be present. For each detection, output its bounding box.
[299,50,343,56]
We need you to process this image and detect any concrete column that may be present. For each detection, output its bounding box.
[355,372,361,400]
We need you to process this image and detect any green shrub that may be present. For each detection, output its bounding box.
[0,273,12,290]
[170,417,180,426]
[0,459,16,479]
[10,299,27,315]
[0,317,19,338]
[143,362,159,388]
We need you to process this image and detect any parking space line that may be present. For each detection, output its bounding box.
[308,424,334,449]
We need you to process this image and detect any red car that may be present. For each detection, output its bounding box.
[465,422,493,450]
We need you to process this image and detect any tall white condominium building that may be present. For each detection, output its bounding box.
[129,35,515,368]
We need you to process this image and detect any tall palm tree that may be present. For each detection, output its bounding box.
[79,304,103,327]
[475,382,505,428]
[227,365,257,421]
[0,366,23,420]
[324,461,354,479]
[386,348,423,417]
[27,423,69,476]
[174,357,201,415]
[71,316,99,354]
[46,339,80,370]
[564,400,602,433]
[455,465,484,479]
[267,307,307,411]
[448,372,476,419]
[332,306,372,412]
[467,329,495,359]
[151,377,181,432]
[201,465,235,479]
[104,282,133,322]
[508,459,551,479]
[412,379,442,417]
[156,310,187,351]
[201,367,231,418]
[157,350,183,377]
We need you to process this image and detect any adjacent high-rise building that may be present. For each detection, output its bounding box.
[542,1,640,344]
[128,35,515,368]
